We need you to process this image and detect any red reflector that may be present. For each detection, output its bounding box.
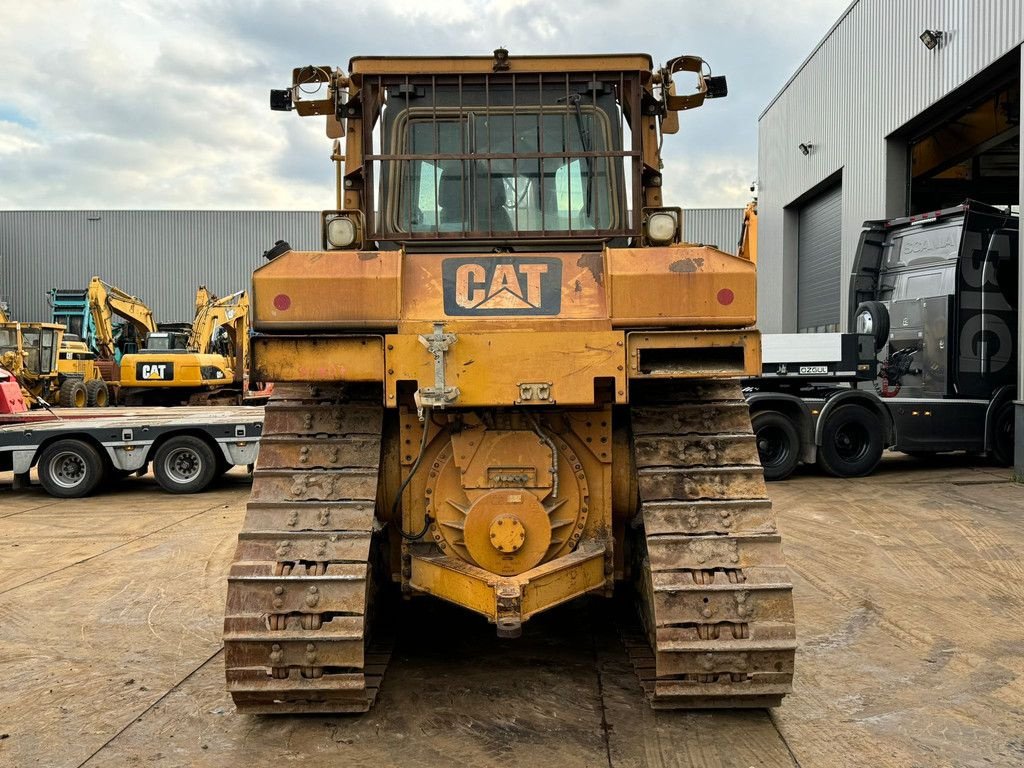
[717,288,735,306]
[273,294,292,311]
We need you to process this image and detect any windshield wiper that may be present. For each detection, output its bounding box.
[561,93,594,219]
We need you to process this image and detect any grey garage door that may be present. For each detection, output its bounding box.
[797,184,842,332]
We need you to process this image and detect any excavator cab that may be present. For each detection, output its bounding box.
[141,331,190,352]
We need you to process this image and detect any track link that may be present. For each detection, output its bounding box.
[627,381,797,708]
[224,384,389,714]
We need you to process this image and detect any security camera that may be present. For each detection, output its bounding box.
[798,142,813,156]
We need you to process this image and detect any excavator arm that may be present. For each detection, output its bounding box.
[189,288,250,380]
[87,277,157,360]
[738,201,757,264]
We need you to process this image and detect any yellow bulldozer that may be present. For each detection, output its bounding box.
[119,286,251,405]
[224,51,796,713]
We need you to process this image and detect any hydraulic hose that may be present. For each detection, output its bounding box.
[396,408,433,541]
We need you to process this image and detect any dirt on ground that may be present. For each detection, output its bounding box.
[0,455,1022,768]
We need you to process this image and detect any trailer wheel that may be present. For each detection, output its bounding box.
[85,379,110,407]
[59,379,88,408]
[752,410,800,481]
[817,404,884,477]
[990,402,1015,467]
[38,439,106,498]
[153,436,217,493]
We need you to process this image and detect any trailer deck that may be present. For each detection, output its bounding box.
[0,406,263,496]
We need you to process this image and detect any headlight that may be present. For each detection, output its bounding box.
[326,216,357,248]
[855,310,873,335]
[646,211,678,244]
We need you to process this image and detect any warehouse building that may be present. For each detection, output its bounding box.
[757,0,1023,470]
[0,208,742,324]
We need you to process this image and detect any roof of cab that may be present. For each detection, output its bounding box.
[348,53,655,75]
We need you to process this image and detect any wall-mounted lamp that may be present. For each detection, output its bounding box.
[919,29,943,50]
[798,142,813,156]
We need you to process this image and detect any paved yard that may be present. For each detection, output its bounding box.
[0,455,1022,767]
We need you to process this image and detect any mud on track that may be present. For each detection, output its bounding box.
[0,455,1022,767]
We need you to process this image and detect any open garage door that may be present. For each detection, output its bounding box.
[797,184,842,332]
[909,76,1019,212]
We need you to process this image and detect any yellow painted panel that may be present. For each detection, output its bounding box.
[252,335,384,383]
[119,353,231,387]
[385,330,626,406]
[520,551,607,619]
[409,557,497,619]
[607,244,757,327]
[252,249,400,331]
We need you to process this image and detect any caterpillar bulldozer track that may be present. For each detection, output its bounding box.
[225,51,796,713]
[626,380,795,707]
[225,384,391,712]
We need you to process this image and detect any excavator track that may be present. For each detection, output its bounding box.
[224,384,390,714]
[625,380,796,708]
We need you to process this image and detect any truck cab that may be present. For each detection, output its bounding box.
[851,201,1018,407]
[747,201,1018,479]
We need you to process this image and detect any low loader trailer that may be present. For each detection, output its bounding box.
[0,406,262,497]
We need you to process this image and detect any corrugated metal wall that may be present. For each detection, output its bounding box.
[758,0,1024,332]
[0,208,741,323]
[681,208,744,255]
[0,211,320,323]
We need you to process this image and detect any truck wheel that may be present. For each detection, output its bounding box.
[990,402,1015,467]
[85,379,110,407]
[817,404,884,477]
[752,410,800,481]
[59,379,88,408]
[153,436,217,493]
[38,439,106,498]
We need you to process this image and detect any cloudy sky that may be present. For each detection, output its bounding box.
[0,0,850,211]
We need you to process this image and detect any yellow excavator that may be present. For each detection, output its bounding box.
[119,287,250,405]
[223,52,796,713]
[85,276,158,370]
[51,277,159,401]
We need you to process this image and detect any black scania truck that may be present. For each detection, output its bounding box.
[745,201,1018,480]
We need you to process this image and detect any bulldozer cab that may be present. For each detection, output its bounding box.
[373,77,628,244]
[276,53,728,255]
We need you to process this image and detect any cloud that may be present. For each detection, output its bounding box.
[0,0,849,210]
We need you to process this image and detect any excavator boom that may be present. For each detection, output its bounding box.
[86,277,157,361]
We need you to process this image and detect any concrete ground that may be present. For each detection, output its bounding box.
[1,456,1022,768]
